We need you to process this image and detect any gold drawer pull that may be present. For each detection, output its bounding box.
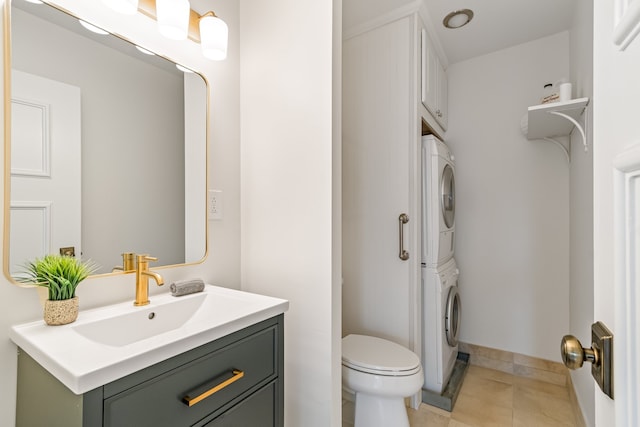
[182,369,245,407]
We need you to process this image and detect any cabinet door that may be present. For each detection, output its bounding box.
[343,16,417,346]
[437,61,448,130]
[421,28,449,130]
[421,29,438,115]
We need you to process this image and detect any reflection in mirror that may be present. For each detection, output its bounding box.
[6,0,207,278]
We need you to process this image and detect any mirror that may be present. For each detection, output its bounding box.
[5,0,208,278]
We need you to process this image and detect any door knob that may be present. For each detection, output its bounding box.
[560,321,613,399]
[560,335,598,370]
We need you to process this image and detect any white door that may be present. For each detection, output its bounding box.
[343,16,419,349]
[592,1,640,425]
[9,70,81,275]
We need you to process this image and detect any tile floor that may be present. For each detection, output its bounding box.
[406,365,577,426]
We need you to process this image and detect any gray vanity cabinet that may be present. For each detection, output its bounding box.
[16,315,284,427]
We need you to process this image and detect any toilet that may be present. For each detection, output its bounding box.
[342,334,423,427]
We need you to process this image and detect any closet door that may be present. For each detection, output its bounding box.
[343,16,417,347]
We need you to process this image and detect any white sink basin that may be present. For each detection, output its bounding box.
[72,293,207,347]
[9,285,289,394]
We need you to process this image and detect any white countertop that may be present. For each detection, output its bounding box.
[9,285,289,394]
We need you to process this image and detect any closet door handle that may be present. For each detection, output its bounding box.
[398,213,410,261]
[182,369,244,407]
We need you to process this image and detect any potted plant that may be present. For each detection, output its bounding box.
[19,254,98,325]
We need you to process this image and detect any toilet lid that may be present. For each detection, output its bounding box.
[342,335,421,376]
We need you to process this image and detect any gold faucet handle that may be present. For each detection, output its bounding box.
[137,254,158,266]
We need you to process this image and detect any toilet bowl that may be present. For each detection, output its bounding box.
[342,334,423,427]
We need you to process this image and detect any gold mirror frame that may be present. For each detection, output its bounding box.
[2,0,210,284]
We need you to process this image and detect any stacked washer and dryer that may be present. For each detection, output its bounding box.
[421,135,461,394]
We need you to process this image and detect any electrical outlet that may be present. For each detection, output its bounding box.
[208,190,223,220]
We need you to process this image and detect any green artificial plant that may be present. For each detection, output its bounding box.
[19,255,98,301]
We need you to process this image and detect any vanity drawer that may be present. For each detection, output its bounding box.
[103,325,277,427]
[204,381,276,426]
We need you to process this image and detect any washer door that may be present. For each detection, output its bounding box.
[445,285,461,347]
[441,164,455,228]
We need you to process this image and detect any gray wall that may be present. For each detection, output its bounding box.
[12,7,186,273]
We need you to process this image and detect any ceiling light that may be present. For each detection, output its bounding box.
[78,20,109,35]
[22,0,44,4]
[156,0,190,40]
[443,9,474,29]
[199,11,228,61]
[102,0,139,15]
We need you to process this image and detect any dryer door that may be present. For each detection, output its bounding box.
[441,164,455,228]
[445,285,461,346]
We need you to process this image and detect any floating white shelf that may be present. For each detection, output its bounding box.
[526,97,589,155]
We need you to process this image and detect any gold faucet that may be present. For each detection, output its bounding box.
[134,254,164,306]
[112,252,136,273]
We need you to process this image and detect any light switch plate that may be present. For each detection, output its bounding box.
[208,190,223,220]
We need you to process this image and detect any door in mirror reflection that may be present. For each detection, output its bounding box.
[10,70,81,276]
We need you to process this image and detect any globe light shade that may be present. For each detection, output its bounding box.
[199,13,228,60]
[156,0,190,40]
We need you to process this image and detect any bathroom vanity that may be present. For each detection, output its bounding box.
[10,285,288,427]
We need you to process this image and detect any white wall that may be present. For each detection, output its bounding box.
[447,32,571,362]
[568,1,595,424]
[0,0,241,425]
[239,0,340,425]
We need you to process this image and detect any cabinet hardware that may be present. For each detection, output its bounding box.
[183,369,245,407]
[398,213,410,261]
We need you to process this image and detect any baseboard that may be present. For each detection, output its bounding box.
[567,373,588,427]
[458,341,568,386]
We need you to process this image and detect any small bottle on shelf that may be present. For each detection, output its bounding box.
[541,83,559,104]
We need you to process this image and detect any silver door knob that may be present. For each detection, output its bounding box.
[560,335,598,370]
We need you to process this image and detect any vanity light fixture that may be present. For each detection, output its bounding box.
[101,0,229,61]
[443,9,474,29]
[78,19,109,35]
[102,0,139,15]
[156,0,191,40]
[199,11,228,60]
